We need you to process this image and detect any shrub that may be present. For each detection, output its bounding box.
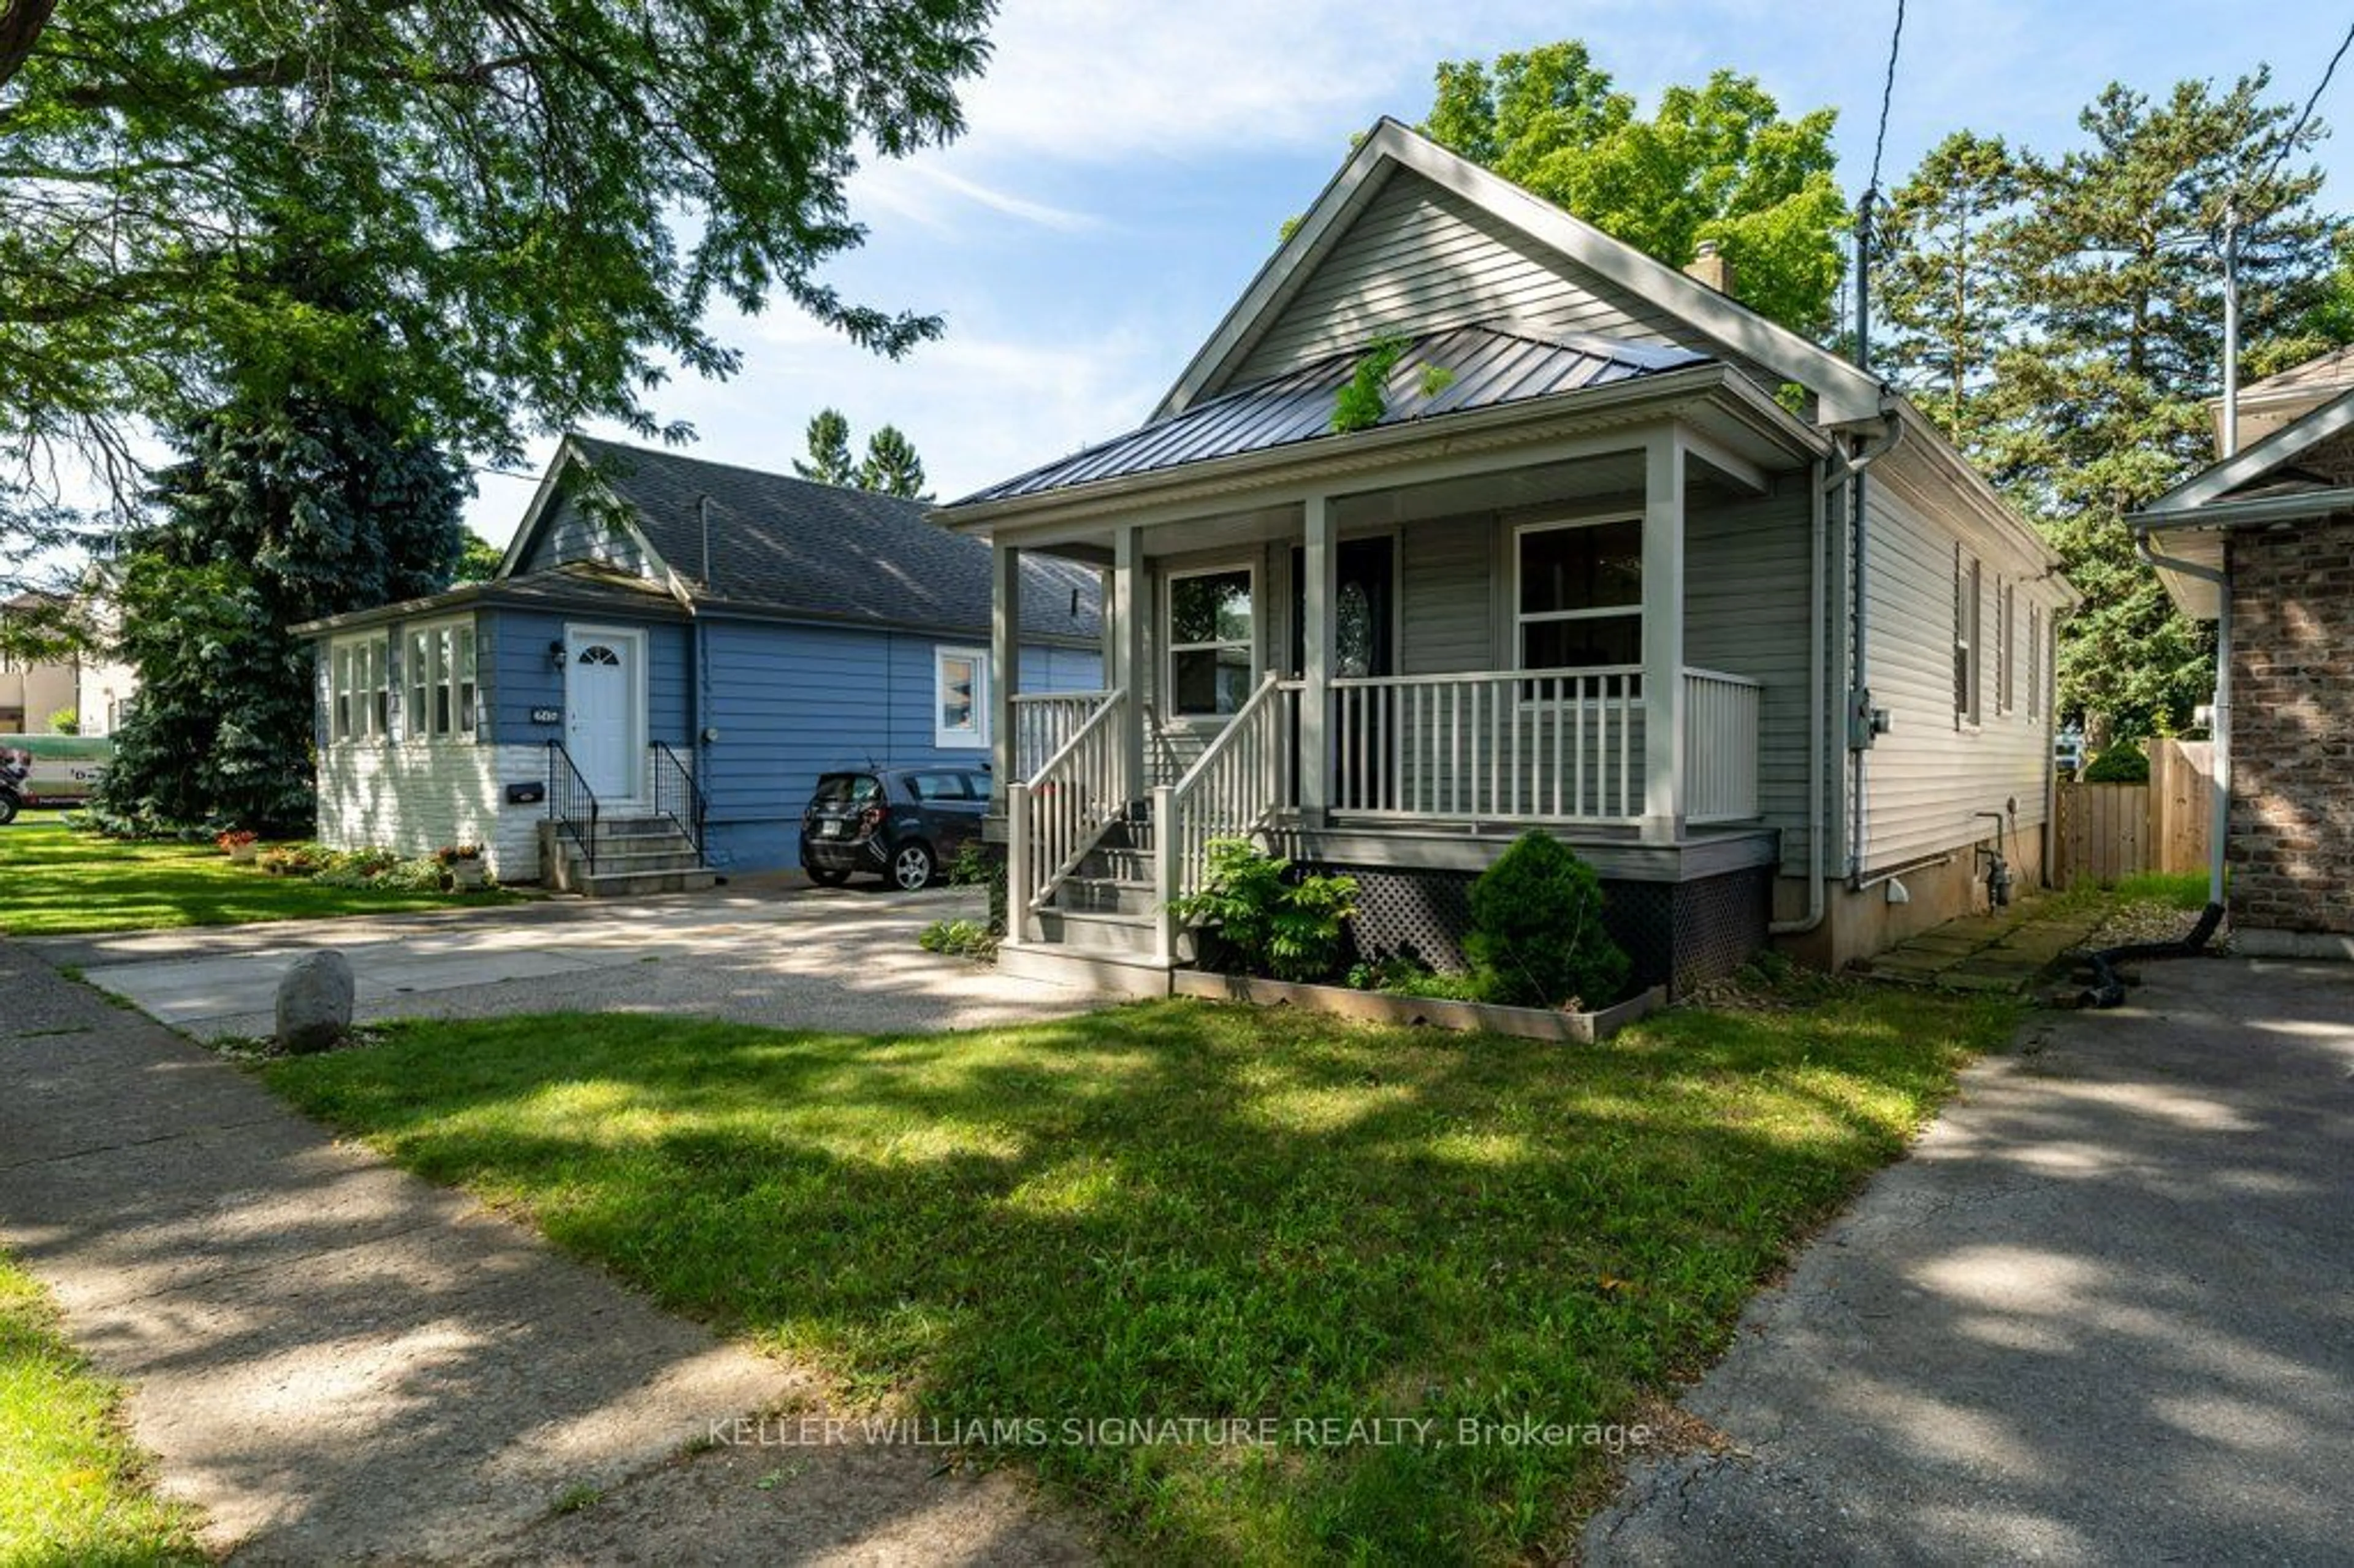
[948,839,1008,937]
[257,843,332,877]
[919,918,998,961]
[1346,954,1482,1001]
[2081,742,2150,783]
[1465,832,1631,1011]
[1169,838,1358,984]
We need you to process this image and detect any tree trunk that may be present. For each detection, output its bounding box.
[0,0,56,95]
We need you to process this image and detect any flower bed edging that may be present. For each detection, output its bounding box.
[1169,971,1666,1044]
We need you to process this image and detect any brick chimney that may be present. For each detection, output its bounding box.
[1684,240,1734,297]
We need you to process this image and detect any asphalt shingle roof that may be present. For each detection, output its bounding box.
[568,436,1101,642]
[953,323,1710,506]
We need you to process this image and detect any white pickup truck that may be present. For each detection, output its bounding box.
[0,735,112,823]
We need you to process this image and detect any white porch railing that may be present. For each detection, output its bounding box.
[1164,673,1293,902]
[1008,689,1126,924]
[1321,668,1645,822]
[1011,691,1111,782]
[1683,668,1762,824]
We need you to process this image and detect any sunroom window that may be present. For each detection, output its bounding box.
[1167,566,1254,717]
[329,635,388,744]
[404,620,477,740]
[1516,517,1643,672]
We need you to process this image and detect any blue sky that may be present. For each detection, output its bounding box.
[467,1,2354,544]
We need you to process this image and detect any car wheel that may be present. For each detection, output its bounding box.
[890,840,935,891]
[806,864,850,887]
[0,793,17,826]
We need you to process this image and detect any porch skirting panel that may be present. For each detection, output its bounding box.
[1298,859,1771,1000]
[314,742,549,881]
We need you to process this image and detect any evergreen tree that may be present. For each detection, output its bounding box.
[99,394,466,831]
[1872,132,2024,452]
[794,409,858,487]
[859,426,929,500]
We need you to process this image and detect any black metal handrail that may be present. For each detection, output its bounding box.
[650,740,707,865]
[545,740,600,877]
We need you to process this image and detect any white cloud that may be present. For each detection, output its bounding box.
[850,160,1105,235]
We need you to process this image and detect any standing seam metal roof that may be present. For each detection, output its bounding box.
[953,324,1709,506]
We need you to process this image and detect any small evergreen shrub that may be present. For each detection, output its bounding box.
[2080,742,2150,783]
[1465,832,1631,1011]
[1170,838,1358,984]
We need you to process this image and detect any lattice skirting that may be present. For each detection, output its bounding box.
[1303,862,1771,999]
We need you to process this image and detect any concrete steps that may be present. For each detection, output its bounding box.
[541,815,711,897]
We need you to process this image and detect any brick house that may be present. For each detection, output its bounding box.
[2135,349,2354,956]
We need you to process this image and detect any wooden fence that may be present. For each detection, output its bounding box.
[2054,740,2215,888]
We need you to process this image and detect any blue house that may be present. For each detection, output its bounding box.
[295,436,1103,888]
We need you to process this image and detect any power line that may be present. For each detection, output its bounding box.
[1864,0,1908,208]
[2249,18,2354,203]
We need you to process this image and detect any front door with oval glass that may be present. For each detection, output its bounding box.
[564,628,642,802]
[1291,536,1396,813]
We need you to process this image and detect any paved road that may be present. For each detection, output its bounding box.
[1586,957,2354,1566]
[0,940,1094,1564]
[32,882,1102,1041]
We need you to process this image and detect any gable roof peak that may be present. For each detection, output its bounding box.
[1154,116,1886,428]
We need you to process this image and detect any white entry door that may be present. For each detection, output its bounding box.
[565,628,642,802]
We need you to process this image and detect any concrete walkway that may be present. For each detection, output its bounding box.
[1586,957,2354,1565]
[1853,897,2108,993]
[33,883,1100,1041]
[0,942,1093,1563]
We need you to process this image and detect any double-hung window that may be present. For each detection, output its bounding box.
[403,620,477,740]
[934,646,988,748]
[1515,516,1644,678]
[1167,566,1254,718]
[1953,550,1983,728]
[329,635,389,744]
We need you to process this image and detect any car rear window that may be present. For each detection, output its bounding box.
[811,773,882,807]
[905,771,970,801]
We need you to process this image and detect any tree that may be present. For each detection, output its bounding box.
[794,409,858,487]
[452,534,505,584]
[1980,74,2335,737]
[97,392,467,831]
[1873,132,2025,451]
[859,425,929,500]
[1420,42,1848,335]
[0,0,995,572]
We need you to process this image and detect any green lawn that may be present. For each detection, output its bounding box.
[0,1249,205,1566]
[264,988,2016,1562]
[0,818,520,937]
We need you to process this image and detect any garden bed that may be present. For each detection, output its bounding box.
[1171,969,1666,1043]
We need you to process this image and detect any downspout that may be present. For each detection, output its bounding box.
[2134,530,2230,911]
[1842,409,1903,888]
[1770,455,1832,934]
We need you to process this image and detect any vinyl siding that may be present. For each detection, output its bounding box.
[479,609,690,747]
[521,492,652,577]
[1857,450,2066,872]
[1399,514,1495,674]
[1686,479,1816,871]
[1229,170,1780,397]
[697,618,1100,872]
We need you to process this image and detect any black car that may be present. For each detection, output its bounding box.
[799,766,991,890]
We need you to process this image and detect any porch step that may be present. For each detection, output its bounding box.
[589,846,707,875]
[998,942,1173,999]
[1050,875,1157,916]
[1078,845,1154,883]
[1033,907,1160,959]
[574,868,719,899]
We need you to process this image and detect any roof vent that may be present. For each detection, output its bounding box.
[1684,240,1735,299]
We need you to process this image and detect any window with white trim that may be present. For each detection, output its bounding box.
[1515,516,1644,674]
[403,620,477,741]
[1997,579,2016,716]
[2027,603,2043,720]
[1166,566,1255,718]
[934,646,988,748]
[1953,549,1981,728]
[329,634,389,744]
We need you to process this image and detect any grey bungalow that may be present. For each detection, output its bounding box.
[941,120,2073,992]
[296,438,1102,890]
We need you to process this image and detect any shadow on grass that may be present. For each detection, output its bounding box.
[262,992,2005,1562]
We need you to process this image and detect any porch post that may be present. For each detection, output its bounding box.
[991,539,1022,809]
[1113,523,1146,804]
[1642,428,1688,843]
[1298,492,1335,826]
